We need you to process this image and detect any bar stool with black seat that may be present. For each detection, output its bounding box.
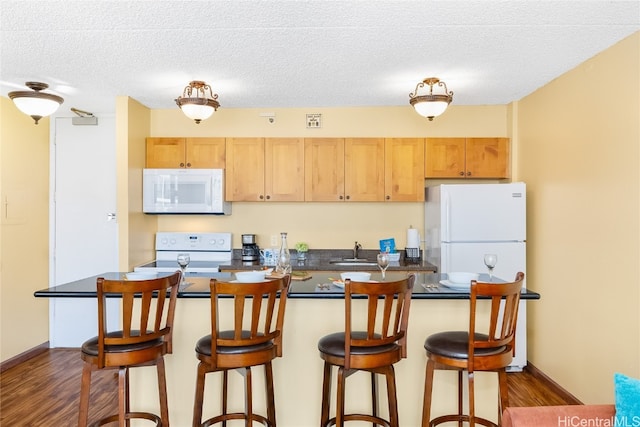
[192,274,291,427]
[78,270,182,427]
[421,272,525,427]
[318,274,415,427]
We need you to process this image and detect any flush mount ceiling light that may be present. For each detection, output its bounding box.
[175,80,220,124]
[8,81,64,124]
[409,77,453,121]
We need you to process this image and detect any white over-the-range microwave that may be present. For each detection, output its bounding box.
[143,169,231,214]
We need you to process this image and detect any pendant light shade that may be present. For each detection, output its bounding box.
[9,82,64,124]
[175,80,220,124]
[409,77,453,121]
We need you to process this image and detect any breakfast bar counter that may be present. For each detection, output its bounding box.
[34,272,539,427]
[35,271,540,300]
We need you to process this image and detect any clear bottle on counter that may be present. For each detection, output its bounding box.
[276,232,291,274]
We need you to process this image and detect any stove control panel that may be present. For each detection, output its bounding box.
[155,232,232,252]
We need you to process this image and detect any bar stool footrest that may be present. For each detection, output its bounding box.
[324,413,392,427]
[91,411,161,426]
[430,414,497,427]
[202,412,273,427]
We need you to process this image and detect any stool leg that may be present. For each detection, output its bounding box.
[421,359,435,427]
[157,356,170,426]
[498,369,509,426]
[457,371,464,427]
[370,371,378,425]
[118,367,127,426]
[468,371,475,427]
[264,362,276,426]
[384,365,399,427]
[336,366,347,427]
[78,362,92,427]
[222,370,229,427]
[320,362,332,427]
[243,367,253,427]
[192,362,207,427]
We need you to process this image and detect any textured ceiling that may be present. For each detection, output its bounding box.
[1,1,638,115]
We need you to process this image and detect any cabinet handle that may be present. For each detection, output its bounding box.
[345,195,350,200]
[339,195,344,200]
[186,162,191,168]
[259,195,264,200]
[180,162,185,168]
[459,171,464,176]
[386,195,391,200]
[266,195,271,200]
[466,171,471,176]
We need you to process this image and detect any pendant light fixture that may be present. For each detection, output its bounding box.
[8,82,64,124]
[175,80,220,124]
[409,77,453,121]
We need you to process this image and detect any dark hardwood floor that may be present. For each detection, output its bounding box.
[1,349,578,426]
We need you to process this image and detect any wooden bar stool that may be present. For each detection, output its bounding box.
[421,272,525,427]
[78,270,182,427]
[318,274,415,427]
[192,275,291,427]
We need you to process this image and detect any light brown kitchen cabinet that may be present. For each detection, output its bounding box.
[305,137,418,202]
[425,137,510,178]
[304,138,384,201]
[226,137,304,201]
[384,138,425,202]
[304,138,345,201]
[346,138,385,201]
[145,137,225,168]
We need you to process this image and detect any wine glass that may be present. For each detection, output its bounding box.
[177,253,190,283]
[483,254,498,281]
[377,252,390,280]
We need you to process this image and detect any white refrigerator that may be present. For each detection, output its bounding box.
[424,182,527,371]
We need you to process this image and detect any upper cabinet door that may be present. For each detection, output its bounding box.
[265,137,305,201]
[185,138,226,168]
[425,137,466,178]
[465,137,510,178]
[425,137,510,178]
[345,138,385,201]
[225,138,265,201]
[305,138,345,201]
[146,137,226,168]
[384,138,425,202]
[146,137,187,168]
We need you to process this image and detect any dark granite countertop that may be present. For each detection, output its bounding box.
[222,249,437,272]
[34,271,540,301]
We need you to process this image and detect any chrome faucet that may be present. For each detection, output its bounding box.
[353,241,362,259]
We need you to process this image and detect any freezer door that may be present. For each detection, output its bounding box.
[441,241,526,285]
[440,183,526,242]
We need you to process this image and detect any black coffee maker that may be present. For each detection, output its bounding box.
[241,234,259,262]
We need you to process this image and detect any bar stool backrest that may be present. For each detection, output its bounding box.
[95,270,182,368]
[344,274,416,369]
[468,271,525,369]
[209,275,291,363]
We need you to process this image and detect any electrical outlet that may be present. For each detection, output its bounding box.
[270,235,278,246]
[306,113,321,128]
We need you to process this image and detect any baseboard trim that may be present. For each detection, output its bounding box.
[0,342,50,373]
[525,362,583,405]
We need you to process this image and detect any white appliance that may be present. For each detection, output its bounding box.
[143,169,231,214]
[425,182,528,371]
[135,232,233,276]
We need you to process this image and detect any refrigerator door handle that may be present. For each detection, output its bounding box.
[443,192,451,241]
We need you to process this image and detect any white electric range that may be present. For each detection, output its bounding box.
[135,232,233,276]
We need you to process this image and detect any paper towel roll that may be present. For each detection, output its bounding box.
[406,228,420,249]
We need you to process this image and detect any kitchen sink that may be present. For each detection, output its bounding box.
[329,258,378,266]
